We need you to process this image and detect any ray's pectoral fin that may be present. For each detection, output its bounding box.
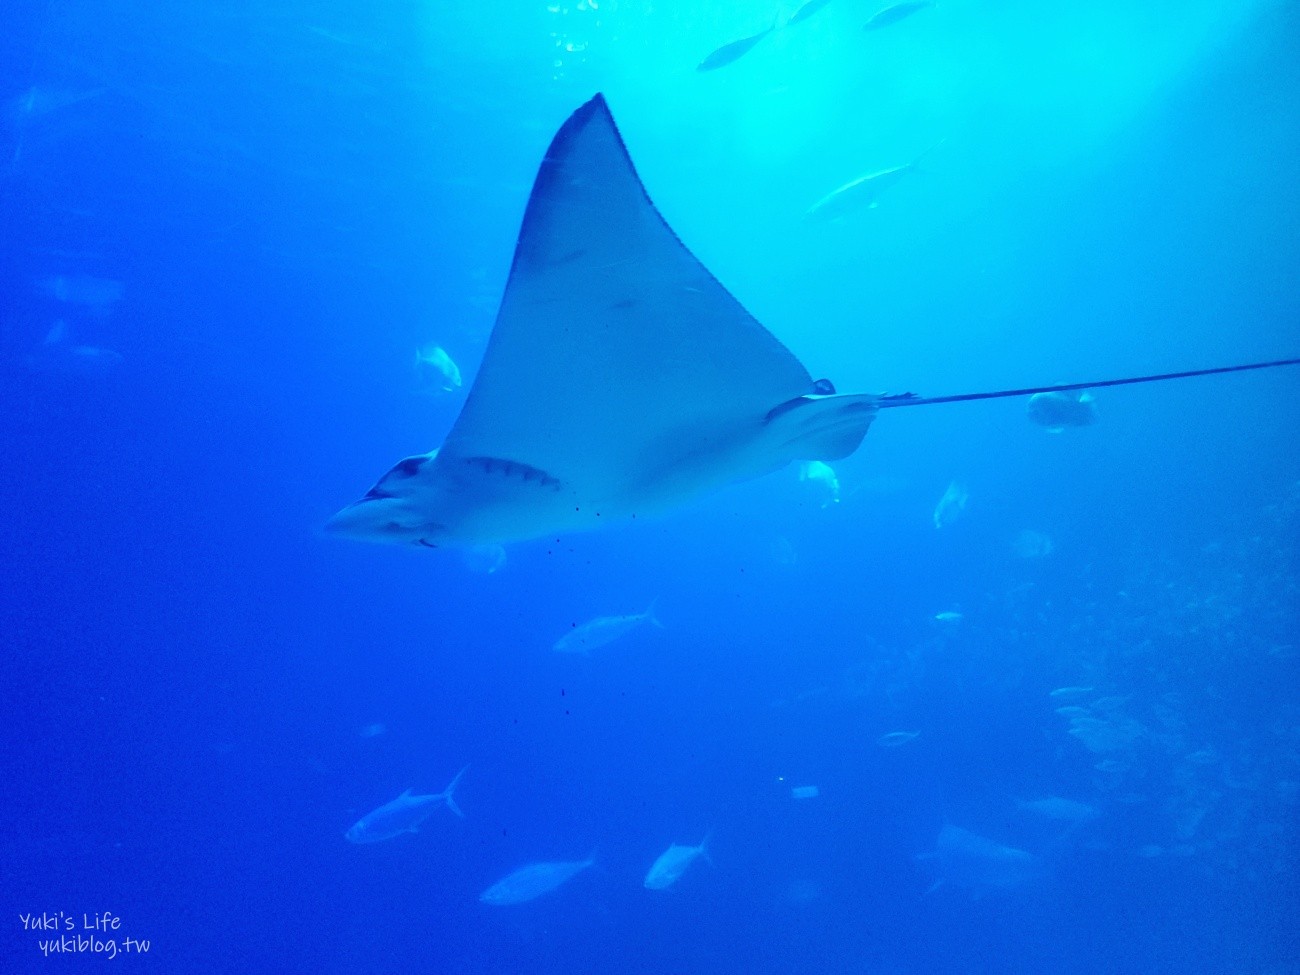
[324,450,449,545]
[330,95,886,548]
[762,387,880,462]
[364,451,439,499]
[325,448,578,547]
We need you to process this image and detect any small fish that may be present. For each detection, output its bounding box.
[461,543,507,574]
[917,824,1040,893]
[344,765,468,843]
[1016,796,1098,823]
[799,460,841,507]
[1049,685,1095,700]
[1089,695,1128,712]
[863,0,935,31]
[933,611,963,625]
[805,143,942,221]
[1113,792,1149,806]
[1069,716,1144,753]
[790,785,820,800]
[1012,529,1053,559]
[877,730,920,747]
[697,21,776,72]
[644,834,712,890]
[479,855,595,905]
[1053,705,1090,719]
[24,321,122,377]
[788,0,834,26]
[553,601,663,654]
[38,274,125,307]
[1026,390,1096,431]
[414,343,462,393]
[932,480,967,528]
[358,722,387,738]
[7,86,105,123]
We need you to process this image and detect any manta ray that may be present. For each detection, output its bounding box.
[327,94,1297,549]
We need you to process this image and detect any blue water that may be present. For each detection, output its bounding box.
[3,1,1298,972]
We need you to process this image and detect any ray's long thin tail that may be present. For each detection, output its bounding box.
[875,357,1300,409]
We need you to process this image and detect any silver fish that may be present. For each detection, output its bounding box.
[1053,705,1090,719]
[1068,716,1144,753]
[805,140,943,220]
[799,460,841,507]
[1048,685,1095,700]
[38,274,125,307]
[479,855,595,905]
[788,0,834,26]
[1012,529,1053,559]
[461,543,507,574]
[697,23,776,72]
[1016,796,1098,823]
[918,824,1041,893]
[877,730,920,747]
[24,320,121,377]
[414,343,462,393]
[644,834,712,890]
[1026,390,1097,431]
[553,601,662,654]
[863,0,935,31]
[345,765,468,843]
[932,480,967,529]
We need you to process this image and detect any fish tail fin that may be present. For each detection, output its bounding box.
[909,138,946,174]
[1046,818,1086,852]
[44,320,68,345]
[699,831,714,866]
[646,598,665,629]
[441,764,469,817]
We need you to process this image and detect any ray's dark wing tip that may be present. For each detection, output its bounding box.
[576,91,610,120]
[541,92,617,171]
[514,93,648,272]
